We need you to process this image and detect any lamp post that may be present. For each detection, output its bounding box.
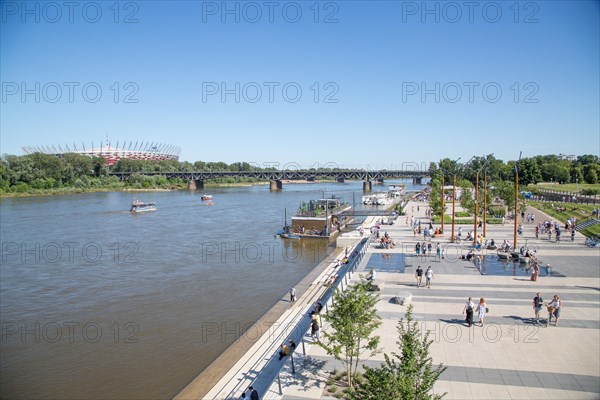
[483,170,488,237]
[439,157,460,240]
[464,155,492,245]
[452,174,457,242]
[441,174,445,234]
[514,152,522,250]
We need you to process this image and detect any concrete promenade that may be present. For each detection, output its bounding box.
[266,200,600,399]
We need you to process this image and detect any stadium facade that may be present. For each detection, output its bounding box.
[22,140,181,166]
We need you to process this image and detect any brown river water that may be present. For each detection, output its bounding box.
[0,181,423,399]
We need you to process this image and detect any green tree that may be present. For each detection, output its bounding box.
[319,279,381,389]
[492,180,515,210]
[585,168,598,184]
[459,184,474,214]
[351,304,446,400]
[428,177,445,217]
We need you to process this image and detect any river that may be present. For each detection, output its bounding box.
[0,180,424,399]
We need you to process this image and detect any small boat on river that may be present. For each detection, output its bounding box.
[201,195,213,201]
[130,200,157,213]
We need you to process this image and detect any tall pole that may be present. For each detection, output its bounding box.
[325,200,329,237]
[483,172,487,237]
[451,175,456,242]
[513,168,519,249]
[441,174,445,233]
[473,172,479,245]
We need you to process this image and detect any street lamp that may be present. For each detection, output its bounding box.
[464,155,492,246]
[514,152,522,250]
[439,157,463,242]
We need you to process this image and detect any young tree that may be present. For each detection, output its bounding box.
[351,304,447,400]
[319,278,381,388]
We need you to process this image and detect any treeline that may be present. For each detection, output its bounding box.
[428,154,600,218]
[0,154,335,194]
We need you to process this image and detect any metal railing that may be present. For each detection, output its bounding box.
[229,236,371,399]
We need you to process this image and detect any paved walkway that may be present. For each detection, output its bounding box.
[269,199,600,399]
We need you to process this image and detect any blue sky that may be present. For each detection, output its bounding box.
[1,0,599,168]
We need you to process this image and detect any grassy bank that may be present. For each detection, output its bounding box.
[0,181,273,198]
[529,182,600,193]
[528,201,600,237]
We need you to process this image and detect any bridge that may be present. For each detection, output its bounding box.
[109,169,429,191]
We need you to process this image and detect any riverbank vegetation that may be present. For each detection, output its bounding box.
[428,154,599,228]
[0,154,331,197]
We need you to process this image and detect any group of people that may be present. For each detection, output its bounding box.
[415,242,441,258]
[533,293,562,326]
[378,231,395,249]
[463,297,488,327]
[415,265,434,288]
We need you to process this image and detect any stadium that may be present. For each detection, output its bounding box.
[22,140,181,166]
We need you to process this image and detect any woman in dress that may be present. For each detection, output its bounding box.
[477,297,488,326]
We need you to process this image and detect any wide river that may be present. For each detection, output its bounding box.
[0,180,424,399]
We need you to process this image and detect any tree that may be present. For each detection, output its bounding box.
[459,185,474,213]
[351,304,447,400]
[491,180,515,210]
[319,278,381,389]
[428,176,445,217]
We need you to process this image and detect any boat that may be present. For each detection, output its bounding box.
[280,233,301,239]
[201,195,213,201]
[130,200,157,213]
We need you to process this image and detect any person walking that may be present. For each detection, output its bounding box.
[477,298,488,326]
[425,266,434,288]
[533,293,544,324]
[311,315,320,340]
[415,265,423,288]
[243,386,259,400]
[290,287,296,303]
[547,295,561,326]
[463,297,475,327]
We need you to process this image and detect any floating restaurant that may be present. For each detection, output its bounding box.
[290,196,353,238]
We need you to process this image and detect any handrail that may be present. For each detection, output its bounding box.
[220,237,370,399]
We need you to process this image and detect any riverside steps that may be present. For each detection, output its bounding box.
[266,199,600,399]
[175,226,374,400]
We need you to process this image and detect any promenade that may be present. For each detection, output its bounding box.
[200,200,600,399]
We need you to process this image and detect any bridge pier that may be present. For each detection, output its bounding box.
[363,181,372,192]
[336,177,345,183]
[188,179,204,190]
[413,177,423,184]
[375,178,384,184]
[270,180,283,191]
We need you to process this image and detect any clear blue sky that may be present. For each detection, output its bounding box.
[1,0,599,168]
